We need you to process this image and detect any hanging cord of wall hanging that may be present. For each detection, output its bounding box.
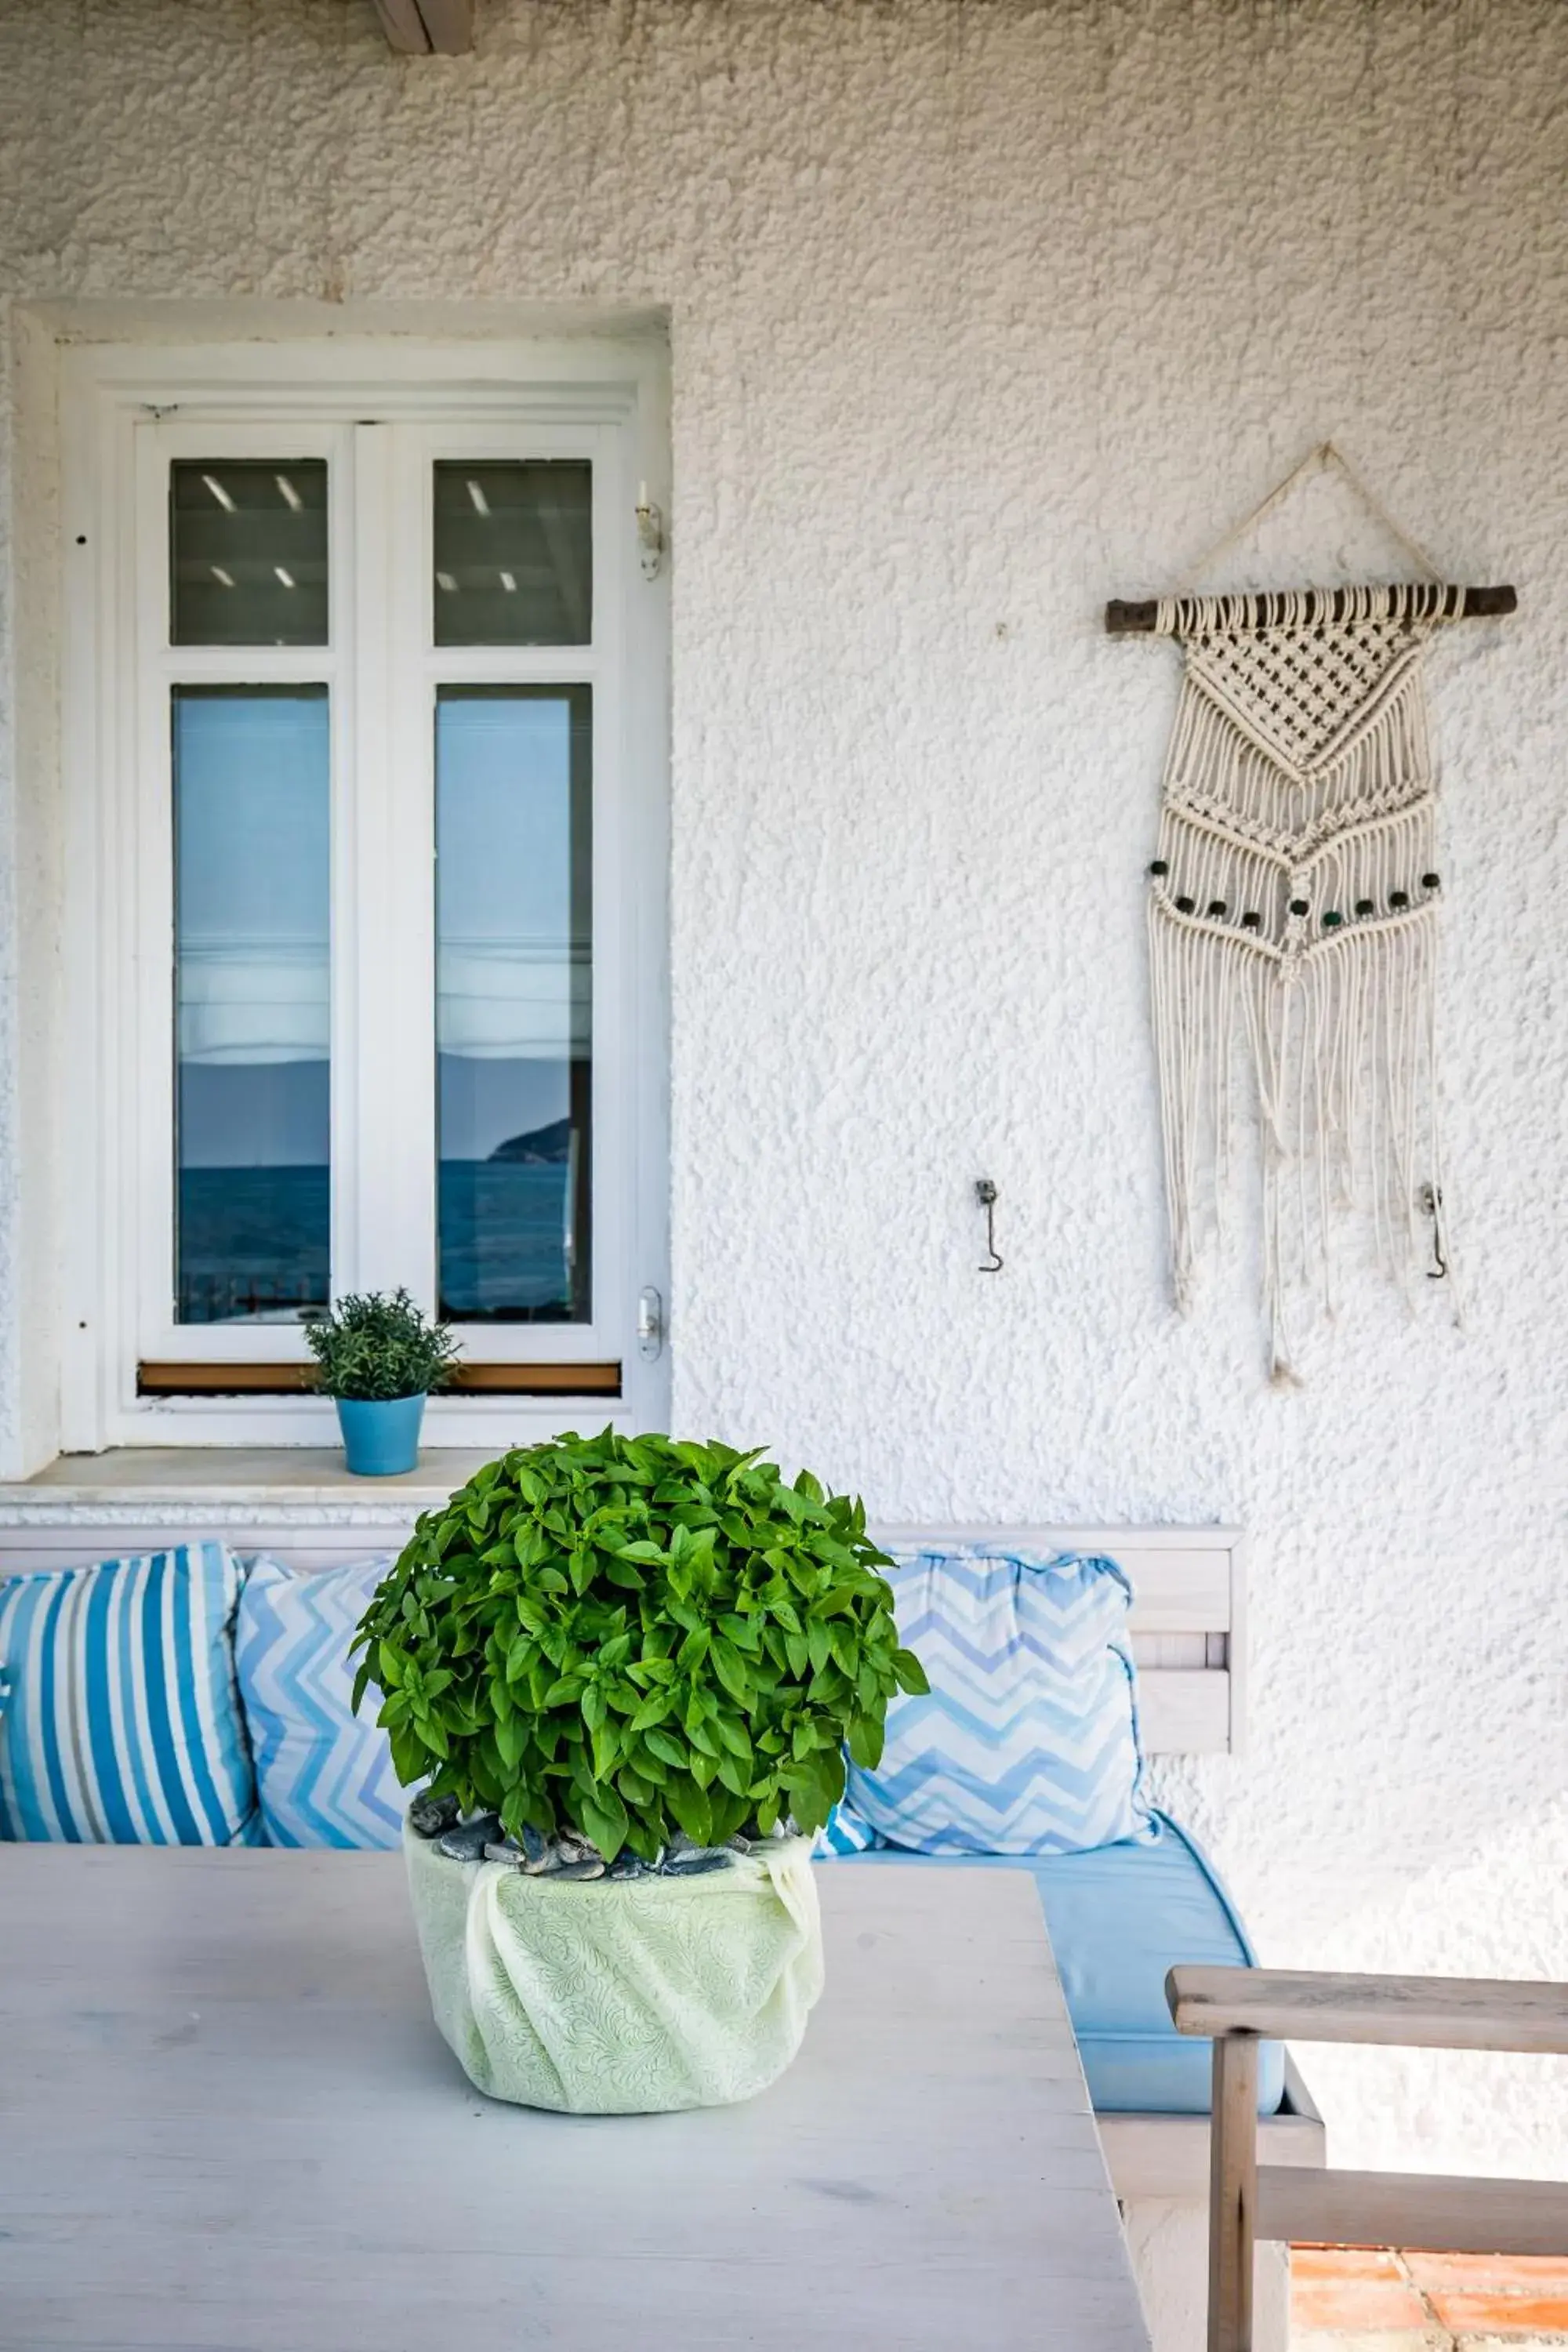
[1105,441,1516,633]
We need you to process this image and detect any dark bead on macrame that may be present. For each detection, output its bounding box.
[1421,871,1442,890]
[1289,898,1309,916]
[1241,911,1261,930]
[1174,895,1195,914]
[1322,910,1344,928]
[1149,858,1169,877]
[1207,898,1228,917]
[1390,890,1410,909]
[1355,898,1375,916]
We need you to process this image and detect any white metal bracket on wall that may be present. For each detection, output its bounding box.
[373,0,474,56]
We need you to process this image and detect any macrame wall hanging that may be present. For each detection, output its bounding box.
[1109,444,1515,1385]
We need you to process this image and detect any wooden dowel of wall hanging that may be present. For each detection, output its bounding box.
[1105,585,1517,634]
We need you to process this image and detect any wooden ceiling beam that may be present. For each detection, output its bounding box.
[372,0,474,55]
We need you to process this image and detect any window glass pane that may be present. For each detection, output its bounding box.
[432,462,591,646]
[436,686,591,1323]
[170,461,328,645]
[173,687,331,1325]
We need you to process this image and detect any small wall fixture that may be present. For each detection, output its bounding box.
[635,482,665,581]
[975,1179,1004,1274]
[1417,1181,1448,1281]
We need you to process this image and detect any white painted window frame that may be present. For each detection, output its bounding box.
[59,336,670,1449]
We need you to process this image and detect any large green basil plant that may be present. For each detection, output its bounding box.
[352,1430,927,1862]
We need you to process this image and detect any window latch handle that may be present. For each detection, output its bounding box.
[635,484,665,581]
[637,1286,665,1359]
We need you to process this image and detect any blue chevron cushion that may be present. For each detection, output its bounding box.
[845,1546,1154,1856]
[0,1544,259,1844]
[235,1556,405,1849]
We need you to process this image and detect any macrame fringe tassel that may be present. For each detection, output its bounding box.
[1151,905,1441,1384]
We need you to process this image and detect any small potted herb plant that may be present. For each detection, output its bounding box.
[305,1289,459,1477]
[352,1430,927,2113]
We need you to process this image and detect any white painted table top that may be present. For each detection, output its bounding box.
[0,1849,1149,2352]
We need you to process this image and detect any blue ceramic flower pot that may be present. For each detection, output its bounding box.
[336,1394,426,1477]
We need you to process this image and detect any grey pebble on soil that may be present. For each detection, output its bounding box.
[416,1806,799,1878]
[434,1813,503,1862]
[409,1790,461,1838]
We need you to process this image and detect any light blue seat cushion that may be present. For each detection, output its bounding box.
[847,1546,1154,1856]
[235,1555,405,1849]
[0,1543,260,1846]
[851,1813,1283,2115]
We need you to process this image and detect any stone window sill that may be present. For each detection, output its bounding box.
[0,1447,489,1524]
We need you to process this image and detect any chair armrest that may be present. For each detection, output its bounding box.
[1166,1963,1568,2055]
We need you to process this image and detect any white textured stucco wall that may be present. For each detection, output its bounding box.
[2,0,1566,2178]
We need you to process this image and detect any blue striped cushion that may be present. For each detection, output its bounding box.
[845,1547,1154,1857]
[811,1798,884,1857]
[0,1544,258,1845]
[235,1556,405,1849]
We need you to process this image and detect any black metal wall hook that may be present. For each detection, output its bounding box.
[975,1180,1003,1273]
[1417,1182,1448,1280]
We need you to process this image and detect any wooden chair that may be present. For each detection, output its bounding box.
[1166,1964,1568,2352]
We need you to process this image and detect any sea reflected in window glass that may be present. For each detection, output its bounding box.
[170,461,328,646]
[436,687,591,1322]
[173,688,330,1324]
[432,462,591,647]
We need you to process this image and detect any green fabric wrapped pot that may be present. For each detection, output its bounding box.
[404,1820,824,2113]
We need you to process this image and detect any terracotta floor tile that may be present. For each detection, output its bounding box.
[1407,2254,1568,2296]
[1432,2300,1568,2336]
[1290,2275,1433,2331]
[1291,2333,1446,2352]
[1290,2245,1433,2333]
[1294,2247,1410,2282]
